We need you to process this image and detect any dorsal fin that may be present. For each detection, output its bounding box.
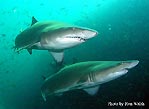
[27,48,32,54]
[31,16,38,26]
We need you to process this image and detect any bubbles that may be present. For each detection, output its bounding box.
[108,24,112,31]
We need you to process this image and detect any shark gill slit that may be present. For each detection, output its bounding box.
[88,72,95,82]
[88,73,91,82]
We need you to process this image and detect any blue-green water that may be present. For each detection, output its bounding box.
[0,0,149,109]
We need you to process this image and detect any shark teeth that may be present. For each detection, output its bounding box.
[66,36,86,41]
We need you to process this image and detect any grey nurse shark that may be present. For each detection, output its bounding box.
[14,17,98,63]
[41,60,139,101]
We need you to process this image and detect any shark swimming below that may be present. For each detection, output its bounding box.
[41,60,139,101]
[14,17,98,63]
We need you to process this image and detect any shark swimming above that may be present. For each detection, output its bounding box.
[41,60,139,101]
[14,17,98,63]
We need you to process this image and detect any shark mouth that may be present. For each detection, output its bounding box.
[66,36,86,41]
[120,69,128,73]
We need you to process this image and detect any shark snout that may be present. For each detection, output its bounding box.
[126,60,139,69]
[116,60,139,74]
[92,31,98,37]
[83,29,98,39]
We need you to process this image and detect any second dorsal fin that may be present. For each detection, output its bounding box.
[31,16,38,26]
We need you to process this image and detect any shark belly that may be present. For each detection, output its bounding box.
[42,37,82,50]
[33,36,82,50]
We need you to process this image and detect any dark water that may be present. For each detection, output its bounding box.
[0,0,149,109]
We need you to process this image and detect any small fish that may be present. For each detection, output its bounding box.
[41,60,139,101]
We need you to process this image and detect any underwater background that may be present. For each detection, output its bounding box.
[0,0,149,109]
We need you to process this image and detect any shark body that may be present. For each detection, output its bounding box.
[41,60,139,101]
[15,17,98,63]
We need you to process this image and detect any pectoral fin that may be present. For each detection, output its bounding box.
[84,85,100,95]
[41,91,46,101]
[27,48,32,54]
[50,51,64,63]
